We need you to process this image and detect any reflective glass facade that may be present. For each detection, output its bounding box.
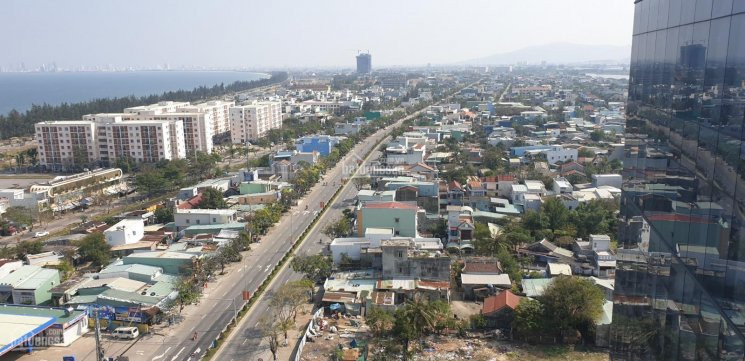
[610,1,745,360]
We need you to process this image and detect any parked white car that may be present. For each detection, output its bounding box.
[33,231,49,238]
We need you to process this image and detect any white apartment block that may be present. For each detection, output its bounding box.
[36,116,186,168]
[183,100,235,137]
[35,121,97,170]
[230,101,282,144]
[96,118,186,163]
[122,101,214,155]
[123,101,191,115]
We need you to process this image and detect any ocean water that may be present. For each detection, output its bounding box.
[0,71,268,114]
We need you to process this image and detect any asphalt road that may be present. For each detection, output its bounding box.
[212,131,387,361]
[99,106,424,361]
[86,84,470,361]
[210,99,467,360]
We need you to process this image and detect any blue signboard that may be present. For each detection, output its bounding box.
[63,357,76,361]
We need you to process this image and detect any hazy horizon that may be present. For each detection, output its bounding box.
[1,0,634,69]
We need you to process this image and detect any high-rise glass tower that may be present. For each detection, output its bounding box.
[610,1,745,360]
[356,52,372,74]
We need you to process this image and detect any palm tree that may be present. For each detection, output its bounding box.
[395,299,437,361]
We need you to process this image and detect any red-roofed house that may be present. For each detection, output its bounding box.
[482,290,521,327]
[466,177,486,198]
[357,201,418,237]
[178,193,203,210]
[447,180,464,205]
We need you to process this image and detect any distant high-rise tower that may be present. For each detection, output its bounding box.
[356,52,371,74]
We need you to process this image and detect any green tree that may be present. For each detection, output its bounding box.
[3,206,34,229]
[541,197,571,235]
[366,307,395,337]
[77,233,111,268]
[578,148,595,158]
[15,239,44,258]
[154,206,174,223]
[590,130,606,142]
[175,277,201,313]
[290,254,332,282]
[323,217,352,238]
[512,298,544,340]
[496,248,522,283]
[394,299,437,361]
[540,276,605,342]
[429,218,448,239]
[571,199,618,239]
[51,259,75,281]
[135,169,168,196]
[199,188,227,209]
[473,222,496,255]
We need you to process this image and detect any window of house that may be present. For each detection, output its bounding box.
[397,251,403,258]
[394,218,400,223]
[186,219,190,224]
[196,219,200,224]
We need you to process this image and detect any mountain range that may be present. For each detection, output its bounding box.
[461,43,631,65]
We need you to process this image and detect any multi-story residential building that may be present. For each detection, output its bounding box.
[182,100,235,137]
[610,2,745,360]
[93,117,185,164]
[121,101,214,156]
[230,101,282,144]
[35,121,97,171]
[34,100,230,169]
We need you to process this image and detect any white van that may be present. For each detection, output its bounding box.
[112,326,139,339]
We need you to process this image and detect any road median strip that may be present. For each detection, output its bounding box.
[202,114,410,361]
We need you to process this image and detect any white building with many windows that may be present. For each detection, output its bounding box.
[35,121,97,171]
[183,100,235,137]
[230,101,282,144]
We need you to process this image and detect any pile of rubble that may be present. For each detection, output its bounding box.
[300,313,370,361]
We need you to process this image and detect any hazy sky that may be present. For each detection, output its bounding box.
[1,0,634,69]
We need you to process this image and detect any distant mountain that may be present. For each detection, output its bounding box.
[461,43,631,65]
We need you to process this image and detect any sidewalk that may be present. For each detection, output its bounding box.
[253,303,315,361]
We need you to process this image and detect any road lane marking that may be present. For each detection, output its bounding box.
[151,346,171,361]
[171,346,186,361]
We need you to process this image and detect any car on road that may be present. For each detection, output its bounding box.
[33,231,49,238]
[112,326,139,339]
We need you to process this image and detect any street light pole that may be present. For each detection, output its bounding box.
[93,309,104,361]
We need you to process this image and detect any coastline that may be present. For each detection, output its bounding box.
[0,70,270,114]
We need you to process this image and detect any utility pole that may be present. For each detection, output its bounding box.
[93,309,104,361]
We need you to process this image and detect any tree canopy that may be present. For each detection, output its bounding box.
[199,188,228,209]
[290,254,332,282]
[541,276,605,342]
[77,233,111,268]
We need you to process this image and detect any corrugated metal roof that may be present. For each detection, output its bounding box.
[0,313,55,355]
[521,278,554,298]
[0,266,42,287]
